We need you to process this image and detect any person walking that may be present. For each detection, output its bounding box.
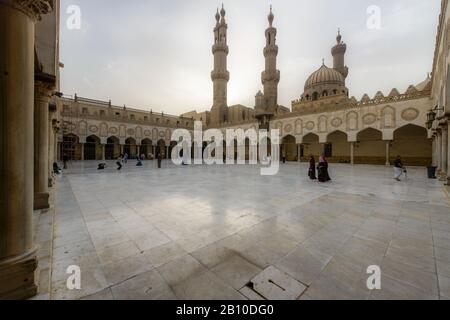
[393,155,405,181]
[123,153,128,164]
[317,154,331,182]
[308,155,316,180]
[157,152,163,169]
[116,155,123,170]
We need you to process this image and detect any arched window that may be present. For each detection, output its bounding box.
[312,92,319,101]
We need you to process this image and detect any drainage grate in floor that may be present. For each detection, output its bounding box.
[246,266,307,300]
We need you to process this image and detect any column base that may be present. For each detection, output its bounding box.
[34,192,50,210]
[0,249,38,300]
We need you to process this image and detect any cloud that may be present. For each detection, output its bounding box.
[60,0,441,115]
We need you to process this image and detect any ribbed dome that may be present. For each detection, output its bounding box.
[305,64,345,90]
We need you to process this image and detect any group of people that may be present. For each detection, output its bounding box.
[115,152,164,170]
[307,154,407,182]
[308,154,331,182]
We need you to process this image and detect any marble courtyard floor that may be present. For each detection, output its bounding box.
[46,161,450,300]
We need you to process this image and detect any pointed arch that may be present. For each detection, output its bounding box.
[391,124,431,166]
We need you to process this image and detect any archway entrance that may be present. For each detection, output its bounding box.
[125,138,137,158]
[85,135,100,160]
[281,135,297,161]
[62,134,81,160]
[302,133,320,161]
[156,139,166,158]
[105,136,120,160]
[355,128,384,164]
[140,139,153,159]
[391,125,431,166]
[326,131,350,163]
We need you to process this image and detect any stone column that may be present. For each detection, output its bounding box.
[441,125,448,179]
[48,117,56,187]
[297,144,301,162]
[447,121,450,184]
[120,144,124,155]
[0,0,53,300]
[34,82,52,210]
[432,136,437,167]
[102,144,106,161]
[81,143,85,161]
[350,142,355,165]
[385,141,391,166]
[437,130,442,172]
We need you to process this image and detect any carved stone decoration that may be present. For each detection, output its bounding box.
[99,123,108,137]
[127,129,135,136]
[6,0,53,21]
[78,121,87,136]
[318,116,327,133]
[89,125,98,133]
[305,121,315,131]
[284,124,293,134]
[119,125,126,138]
[362,113,377,125]
[401,108,420,121]
[109,127,118,135]
[152,128,158,140]
[144,130,151,137]
[346,112,358,131]
[331,117,343,128]
[295,119,302,135]
[159,131,165,138]
[274,122,282,135]
[165,129,171,141]
[381,106,396,128]
[135,126,143,139]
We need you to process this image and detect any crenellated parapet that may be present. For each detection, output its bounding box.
[3,0,53,21]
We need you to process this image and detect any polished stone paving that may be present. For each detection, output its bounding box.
[49,160,450,300]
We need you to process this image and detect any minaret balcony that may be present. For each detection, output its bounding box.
[211,71,230,81]
[212,44,229,54]
[261,70,280,83]
[332,44,347,55]
[263,45,279,57]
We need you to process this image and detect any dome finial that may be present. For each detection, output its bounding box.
[220,3,226,17]
[268,5,274,27]
[322,58,325,66]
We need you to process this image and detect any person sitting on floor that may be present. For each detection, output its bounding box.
[97,163,106,170]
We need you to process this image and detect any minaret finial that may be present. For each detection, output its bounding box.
[215,8,220,23]
[337,28,342,44]
[322,58,325,66]
[220,3,226,20]
[268,5,274,27]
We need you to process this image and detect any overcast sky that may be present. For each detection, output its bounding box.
[60,0,441,115]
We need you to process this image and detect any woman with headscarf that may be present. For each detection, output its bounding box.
[308,155,316,180]
[317,154,331,182]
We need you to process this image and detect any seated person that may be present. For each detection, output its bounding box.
[53,162,62,174]
[97,163,106,170]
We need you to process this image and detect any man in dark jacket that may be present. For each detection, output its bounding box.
[393,155,404,181]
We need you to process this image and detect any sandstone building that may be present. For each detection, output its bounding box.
[0,0,449,299]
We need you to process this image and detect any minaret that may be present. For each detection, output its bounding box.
[331,29,348,79]
[261,5,280,114]
[210,5,229,125]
